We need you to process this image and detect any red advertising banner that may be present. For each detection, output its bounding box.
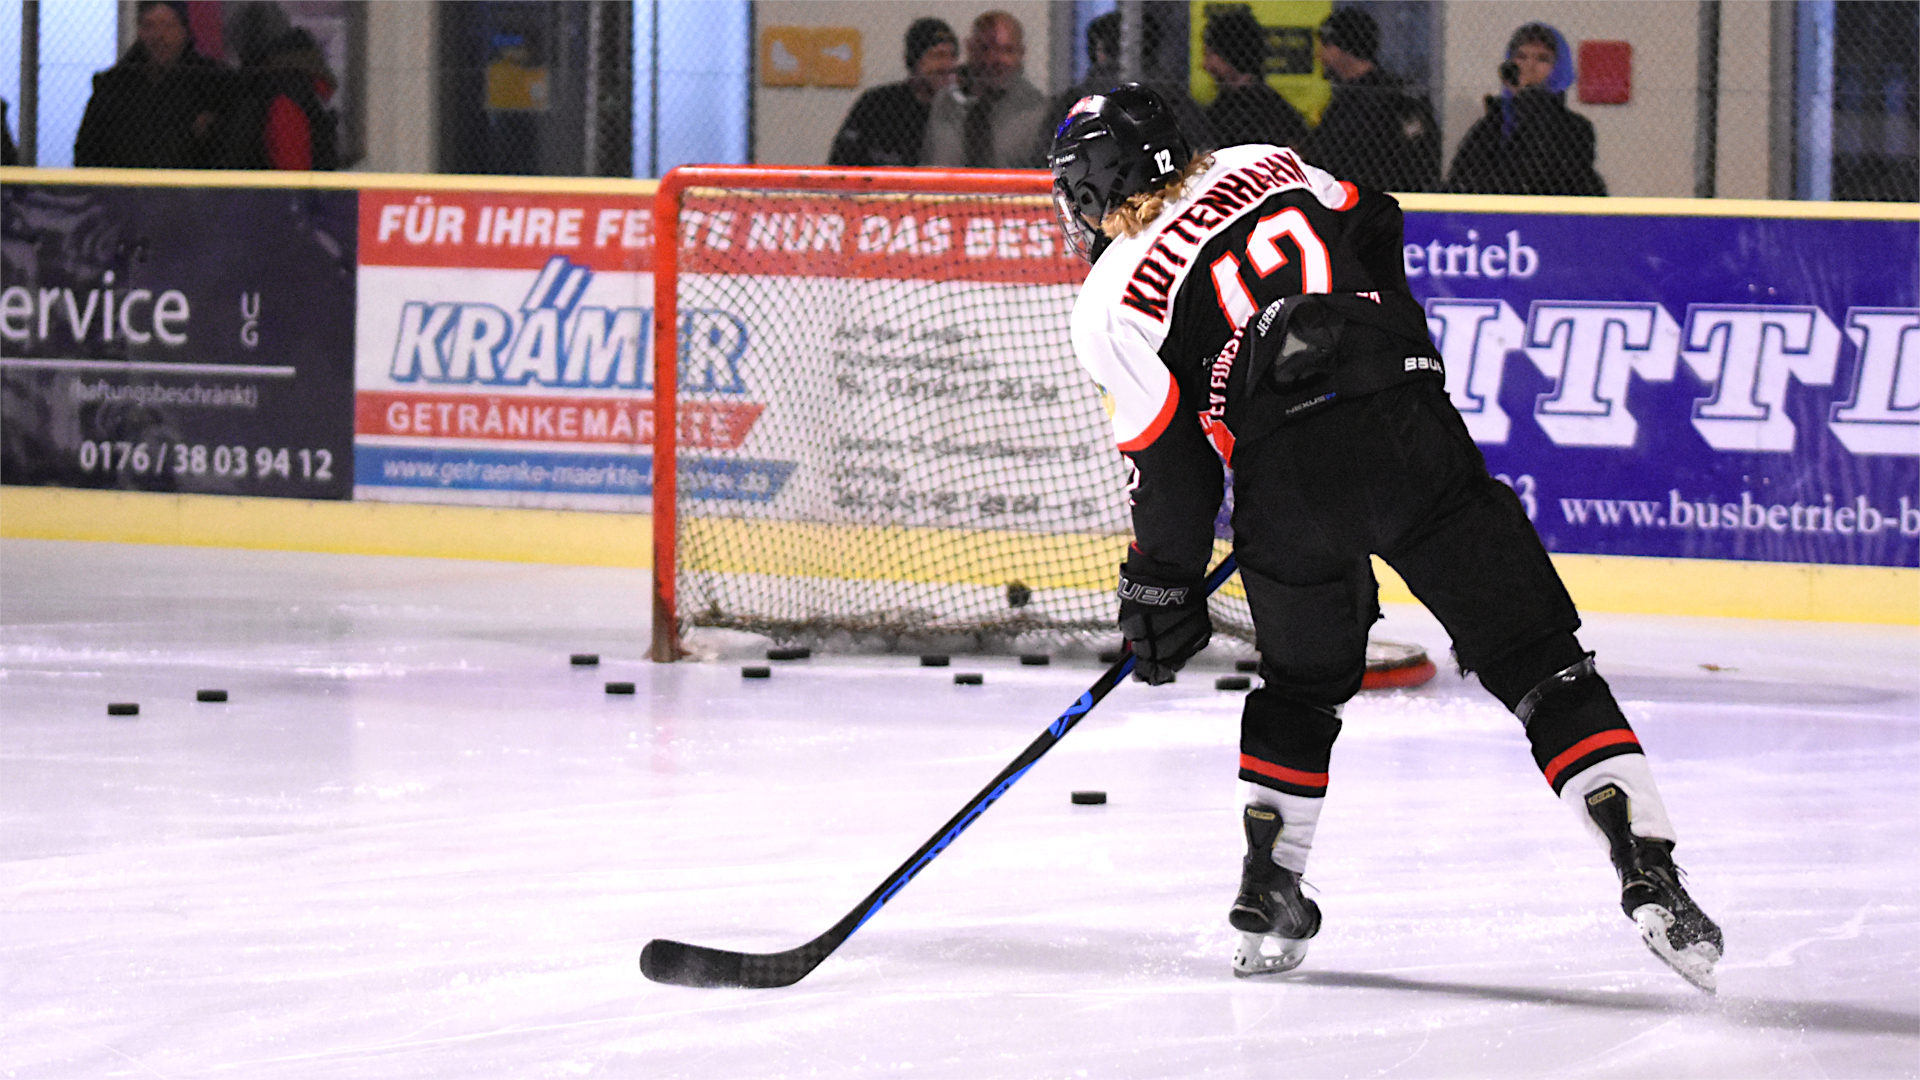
[677,193,1086,285]
[360,189,653,272]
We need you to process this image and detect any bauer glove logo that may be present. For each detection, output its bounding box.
[1117,579,1189,606]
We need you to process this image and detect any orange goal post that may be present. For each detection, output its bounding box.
[648,165,1250,662]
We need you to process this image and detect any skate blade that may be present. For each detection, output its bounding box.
[1231,931,1309,978]
[1633,905,1720,994]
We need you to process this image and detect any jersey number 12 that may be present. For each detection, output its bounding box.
[1207,208,1332,327]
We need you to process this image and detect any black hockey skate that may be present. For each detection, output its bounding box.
[1586,784,1723,993]
[1229,804,1321,977]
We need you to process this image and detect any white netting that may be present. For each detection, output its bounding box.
[663,181,1252,652]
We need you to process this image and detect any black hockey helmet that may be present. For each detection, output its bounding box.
[1048,83,1191,262]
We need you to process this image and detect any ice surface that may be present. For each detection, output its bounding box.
[2,538,1916,1078]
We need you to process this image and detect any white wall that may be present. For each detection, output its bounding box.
[751,0,1055,167]
[359,0,435,174]
[1439,1,1703,198]
[1714,0,1775,200]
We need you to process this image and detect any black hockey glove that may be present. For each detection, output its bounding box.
[1117,565,1212,685]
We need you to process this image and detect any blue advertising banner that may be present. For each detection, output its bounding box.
[1,184,357,499]
[1405,209,1919,569]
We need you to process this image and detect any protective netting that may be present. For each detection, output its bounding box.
[664,182,1251,652]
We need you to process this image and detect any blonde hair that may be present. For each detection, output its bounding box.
[1100,154,1214,240]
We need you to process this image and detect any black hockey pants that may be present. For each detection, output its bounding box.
[1227,381,1594,793]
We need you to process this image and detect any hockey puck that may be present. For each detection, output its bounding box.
[571,653,600,666]
[196,689,228,702]
[919,654,950,667]
[1098,650,1126,664]
[1071,790,1107,805]
[741,665,772,679]
[1019,653,1051,666]
[107,702,139,717]
[1235,659,1260,673]
[1215,675,1252,691]
[605,681,636,695]
[766,646,811,661]
[954,672,983,685]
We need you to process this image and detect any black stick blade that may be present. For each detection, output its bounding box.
[641,938,827,988]
[641,939,742,986]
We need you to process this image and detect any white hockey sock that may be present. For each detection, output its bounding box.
[1239,780,1323,875]
[1557,753,1677,854]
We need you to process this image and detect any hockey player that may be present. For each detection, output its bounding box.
[1049,85,1723,990]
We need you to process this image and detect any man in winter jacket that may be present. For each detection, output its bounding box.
[1200,6,1307,152]
[74,0,224,170]
[1301,8,1439,193]
[828,18,958,167]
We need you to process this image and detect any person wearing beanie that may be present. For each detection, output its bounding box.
[1444,21,1606,196]
[1201,5,1307,151]
[1301,6,1439,192]
[829,17,959,167]
[74,0,226,169]
[1049,11,1216,156]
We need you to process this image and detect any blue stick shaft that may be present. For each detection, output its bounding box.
[641,554,1239,988]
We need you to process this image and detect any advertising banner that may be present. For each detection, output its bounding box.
[1,185,357,498]
[674,191,1128,538]
[353,189,658,509]
[1407,210,1918,569]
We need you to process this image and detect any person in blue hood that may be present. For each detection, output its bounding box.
[1444,22,1606,196]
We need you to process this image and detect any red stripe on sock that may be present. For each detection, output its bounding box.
[1239,754,1329,789]
[1543,729,1641,788]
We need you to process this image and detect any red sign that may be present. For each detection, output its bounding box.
[1578,41,1633,105]
[678,194,1088,285]
[356,390,761,449]
[360,190,654,272]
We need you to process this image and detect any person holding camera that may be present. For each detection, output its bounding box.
[1443,22,1605,196]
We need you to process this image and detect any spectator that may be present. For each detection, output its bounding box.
[1201,5,1308,151]
[1301,7,1439,192]
[828,18,958,167]
[1444,22,1606,196]
[74,0,225,169]
[1051,12,1214,153]
[221,2,341,171]
[923,11,1050,169]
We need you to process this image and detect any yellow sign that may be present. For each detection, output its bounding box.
[761,27,812,87]
[485,46,549,112]
[811,28,863,88]
[1190,0,1331,123]
[760,27,864,88]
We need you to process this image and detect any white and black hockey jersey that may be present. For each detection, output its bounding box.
[1068,143,1429,581]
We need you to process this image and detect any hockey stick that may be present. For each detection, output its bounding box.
[640,555,1240,989]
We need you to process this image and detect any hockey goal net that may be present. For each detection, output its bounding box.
[649,165,1249,661]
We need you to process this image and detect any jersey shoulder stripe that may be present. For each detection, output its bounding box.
[1067,145,1356,450]
[1071,144,1355,349]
